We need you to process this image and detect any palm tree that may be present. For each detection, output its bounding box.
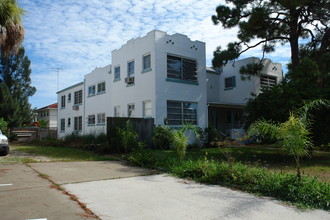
[248,99,329,178]
[0,0,25,56]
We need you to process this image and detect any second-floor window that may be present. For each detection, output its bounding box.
[224,76,236,90]
[143,54,151,70]
[88,85,95,96]
[74,90,83,105]
[167,55,197,82]
[61,95,66,108]
[114,66,120,80]
[260,75,277,89]
[97,82,106,94]
[67,93,71,103]
[127,61,134,77]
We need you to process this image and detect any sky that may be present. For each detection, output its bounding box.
[18,0,291,109]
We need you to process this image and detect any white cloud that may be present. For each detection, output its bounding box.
[18,0,291,108]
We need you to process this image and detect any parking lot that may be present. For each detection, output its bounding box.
[1,159,330,219]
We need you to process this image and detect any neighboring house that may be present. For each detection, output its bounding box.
[207,57,282,137]
[34,103,58,129]
[57,30,207,138]
[57,30,282,139]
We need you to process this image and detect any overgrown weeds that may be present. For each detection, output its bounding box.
[127,149,330,210]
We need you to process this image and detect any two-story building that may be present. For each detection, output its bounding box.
[57,30,207,138]
[57,30,282,139]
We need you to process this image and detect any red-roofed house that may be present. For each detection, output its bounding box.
[34,103,58,129]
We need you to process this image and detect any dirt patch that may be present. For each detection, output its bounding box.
[0,147,52,163]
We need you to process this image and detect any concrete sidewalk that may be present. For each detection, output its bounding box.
[64,174,330,220]
[0,163,86,220]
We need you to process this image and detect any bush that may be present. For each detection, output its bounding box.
[152,125,173,150]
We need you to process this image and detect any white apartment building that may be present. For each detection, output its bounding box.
[57,30,207,138]
[57,31,282,139]
[207,57,282,136]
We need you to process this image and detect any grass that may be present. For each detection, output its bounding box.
[2,144,116,162]
[132,145,330,182]
[126,145,330,210]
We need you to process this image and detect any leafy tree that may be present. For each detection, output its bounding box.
[0,117,8,131]
[248,100,329,178]
[0,47,35,127]
[212,0,330,71]
[0,0,25,56]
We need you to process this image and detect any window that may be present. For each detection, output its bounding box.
[61,95,66,108]
[97,82,106,94]
[143,100,152,117]
[260,75,277,89]
[167,55,197,82]
[74,116,82,131]
[167,101,197,125]
[127,61,134,77]
[114,66,120,80]
[88,85,95,96]
[60,119,65,131]
[74,90,83,105]
[224,76,236,89]
[97,113,106,124]
[88,115,95,125]
[114,106,120,117]
[127,104,135,117]
[143,54,151,70]
[68,93,71,103]
[67,118,71,127]
[46,111,49,116]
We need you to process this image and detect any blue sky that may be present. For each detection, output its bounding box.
[18,0,291,109]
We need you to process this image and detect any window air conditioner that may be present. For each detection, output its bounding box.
[125,77,134,84]
[72,105,79,111]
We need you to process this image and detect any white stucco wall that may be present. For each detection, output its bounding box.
[207,57,283,105]
[57,82,84,139]
[110,31,156,119]
[154,31,208,128]
[84,65,112,135]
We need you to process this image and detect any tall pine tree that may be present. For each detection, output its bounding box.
[0,47,35,127]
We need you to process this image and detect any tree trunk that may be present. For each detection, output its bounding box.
[289,8,300,70]
[296,156,301,179]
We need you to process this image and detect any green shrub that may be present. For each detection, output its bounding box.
[152,125,173,150]
[172,130,188,161]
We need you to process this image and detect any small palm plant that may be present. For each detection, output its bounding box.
[248,99,329,178]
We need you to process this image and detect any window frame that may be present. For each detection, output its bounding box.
[127,60,134,77]
[74,90,83,105]
[114,66,120,81]
[87,115,95,126]
[114,106,120,117]
[60,118,65,131]
[167,55,197,83]
[167,100,197,126]
[142,54,151,71]
[97,81,106,94]
[88,85,96,97]
[74,116,82,131]
[67,93,71,103]
[61,95,66,108]
[97,113,106,125]
[224,76,236,90]
[67,118,71,127]
[127,103,135,117]
[143,100,152,118]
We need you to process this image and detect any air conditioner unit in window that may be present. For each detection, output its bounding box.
[125,77,134,84]
[72,105,79,111]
